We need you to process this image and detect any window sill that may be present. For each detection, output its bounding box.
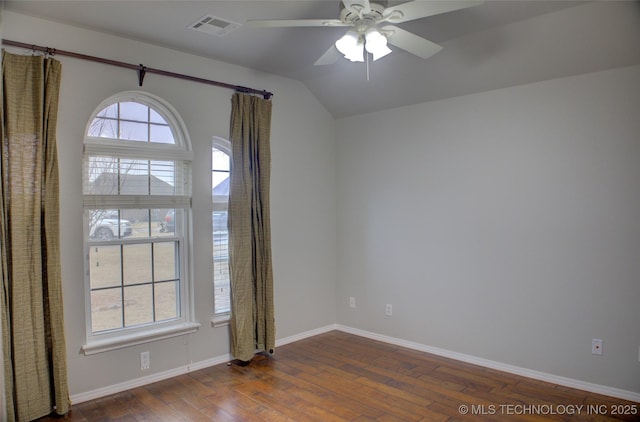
[212,313,230,327]
[82,322,201,355]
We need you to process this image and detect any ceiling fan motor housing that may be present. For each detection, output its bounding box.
[340,1,387,25]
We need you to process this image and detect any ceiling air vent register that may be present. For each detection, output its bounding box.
[188,15,241,37]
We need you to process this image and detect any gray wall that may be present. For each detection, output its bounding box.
[336,64,640,393]
[3,11,338,396]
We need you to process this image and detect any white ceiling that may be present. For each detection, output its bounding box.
[5,1,640,118]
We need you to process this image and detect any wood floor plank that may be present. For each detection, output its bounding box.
[36,331,638,421]
[269,360,379,420]
[129,386,191,421]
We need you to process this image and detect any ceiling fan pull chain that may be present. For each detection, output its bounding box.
[366,52,370,81]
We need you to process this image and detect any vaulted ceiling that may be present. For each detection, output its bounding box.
[5,1,640,118]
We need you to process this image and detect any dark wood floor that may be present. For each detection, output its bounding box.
[40,331,639,421]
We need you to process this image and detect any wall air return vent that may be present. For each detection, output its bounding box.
[188,15,241,37]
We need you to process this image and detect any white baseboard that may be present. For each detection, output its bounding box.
[335,324,640,403]
[71,323,640,405]
[276,324,336,347]
[70,354,231,405]
[69,325,335,405]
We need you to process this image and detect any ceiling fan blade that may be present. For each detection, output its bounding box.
[245,19,346,28]
[384,0,483,24]
[382,25,443,59]
[314,45,343,66]
[342,0,371,15]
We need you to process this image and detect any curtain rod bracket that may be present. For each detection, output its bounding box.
[137,64,147,86]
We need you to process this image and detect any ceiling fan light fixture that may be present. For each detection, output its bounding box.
[348,43,365,62]
[335,30,365,62]
[364,28,392,61]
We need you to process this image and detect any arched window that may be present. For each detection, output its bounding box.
[212,137,230,319]
[82,91,197,353]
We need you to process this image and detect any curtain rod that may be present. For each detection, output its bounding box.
[1,39,273,100]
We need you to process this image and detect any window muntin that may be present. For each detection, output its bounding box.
[88,101,175,144]
[83,92,193,346]
[88,231,180,333]
[212,141,230,316]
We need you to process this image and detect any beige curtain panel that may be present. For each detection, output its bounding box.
[228,93,275,362]
[1,51,70,421]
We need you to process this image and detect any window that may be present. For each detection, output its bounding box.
[212,138,231,320]
[82,92,197,354]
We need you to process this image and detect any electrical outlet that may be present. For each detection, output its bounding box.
[592,339,603,356]
[349,297,356,308]
[385,304,392,316]
[141,351,150,370]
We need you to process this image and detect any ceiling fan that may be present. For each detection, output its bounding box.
[245,0,483,65]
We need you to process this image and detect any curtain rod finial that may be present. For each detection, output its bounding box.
[235,86,273,100]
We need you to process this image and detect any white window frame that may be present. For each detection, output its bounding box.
[212,136,231,326]
[81,91,199,355]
